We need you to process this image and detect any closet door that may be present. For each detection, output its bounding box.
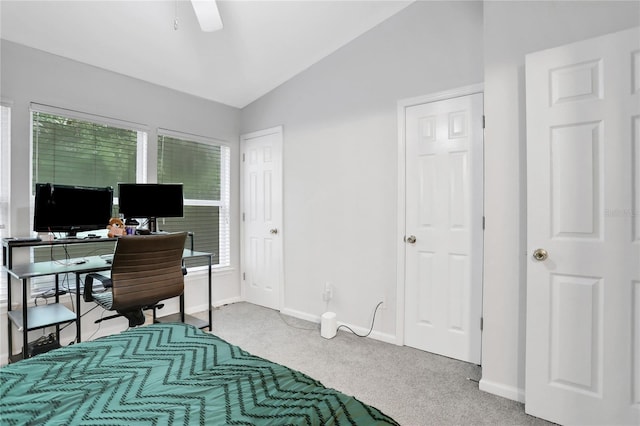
[404,91,484,364]
[241,126,283,310]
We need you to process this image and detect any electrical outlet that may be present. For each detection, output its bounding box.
[323,282,333,302]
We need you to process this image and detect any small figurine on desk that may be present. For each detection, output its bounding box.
[125,218,139,235]
[107,217,126,237]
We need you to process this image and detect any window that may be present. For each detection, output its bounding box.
[30,105,147,294]
[1,104,11,303]
[157,130,231,268]
[28,105,230,295]
[32,107,142,189]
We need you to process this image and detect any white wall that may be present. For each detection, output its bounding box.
[481,0,639,402]
[0,40,243,362]
[241,1,484,340]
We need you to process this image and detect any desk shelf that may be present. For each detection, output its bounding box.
[3,237,117,362]
[7,304,76,364]
[7,304,76,331]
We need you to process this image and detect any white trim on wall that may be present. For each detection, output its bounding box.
[479,379,526,403]
[395,83,484,346]
[30,102,150,133]
[0,104,12,304]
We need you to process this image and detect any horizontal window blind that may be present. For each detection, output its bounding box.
[159,206,220,267]
[158,133,230,267]
[32,111,138,190]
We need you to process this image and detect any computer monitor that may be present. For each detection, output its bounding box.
[34,183,114,237]
[117,183,184,232]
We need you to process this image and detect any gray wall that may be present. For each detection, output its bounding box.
[241,0,484,339]
[2,39,240,236]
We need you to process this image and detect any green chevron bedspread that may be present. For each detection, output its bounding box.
[0,323,398,425]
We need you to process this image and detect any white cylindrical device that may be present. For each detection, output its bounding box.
[321,311,337,339]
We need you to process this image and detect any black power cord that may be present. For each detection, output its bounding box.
[332,301,384,339]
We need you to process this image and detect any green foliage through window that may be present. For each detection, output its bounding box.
[158,134,230,267]
[32,112,137,194]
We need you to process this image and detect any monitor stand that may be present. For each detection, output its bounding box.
[148,218,168,234]
[148,217,157,233]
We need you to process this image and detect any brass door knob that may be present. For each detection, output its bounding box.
[406,235,417,244]
[270,228,278,235]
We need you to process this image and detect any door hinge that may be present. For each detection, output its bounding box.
[242,212,245,221]
[480,317,483,331]
[242,272,246,281]
[482,216,485,230]
[482,115,486,129]
[242,153,245,162]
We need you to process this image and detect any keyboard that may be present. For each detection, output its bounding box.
[5,237,42,243]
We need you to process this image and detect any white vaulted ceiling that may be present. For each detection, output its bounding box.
[0,0,413,108]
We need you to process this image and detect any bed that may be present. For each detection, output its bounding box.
[0,323,398,425]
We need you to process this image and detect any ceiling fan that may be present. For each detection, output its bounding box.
[190,0,223,32]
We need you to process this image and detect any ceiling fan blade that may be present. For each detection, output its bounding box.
[191,0,223,32]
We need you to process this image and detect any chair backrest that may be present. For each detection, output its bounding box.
[109,232,187,311]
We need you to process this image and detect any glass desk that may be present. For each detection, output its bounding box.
[4,237,212,362]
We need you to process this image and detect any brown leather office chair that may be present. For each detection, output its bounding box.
[84,232,187,327]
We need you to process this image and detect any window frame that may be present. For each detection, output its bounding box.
[0,102,12,303]
[157,128,231,269]
[25,105,232,297]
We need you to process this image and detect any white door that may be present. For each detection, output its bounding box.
[403,91,484,364]
[241,126,283,310]
[525,27,640,425]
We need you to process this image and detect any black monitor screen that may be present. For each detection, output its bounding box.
[34,183,114,236]
[118,183,184,219]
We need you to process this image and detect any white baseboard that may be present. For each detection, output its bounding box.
[280,307,319,323]
[165,296,242,317]
[279,307,397,345]
[212,296,243,309]
[186,303,209,315]
[479,378,525,403]
[367,330,397,345]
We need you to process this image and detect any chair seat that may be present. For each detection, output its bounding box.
[92,291,114,310]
